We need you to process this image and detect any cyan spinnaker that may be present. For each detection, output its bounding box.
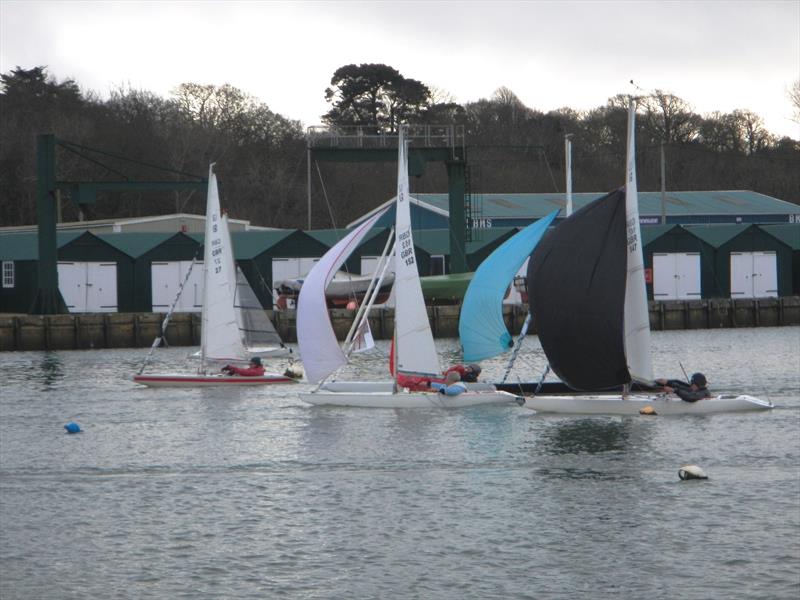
[459,210,559,362]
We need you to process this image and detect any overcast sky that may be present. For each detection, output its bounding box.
[2,0,798,139]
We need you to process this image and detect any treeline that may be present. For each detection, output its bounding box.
[1,65,798,229]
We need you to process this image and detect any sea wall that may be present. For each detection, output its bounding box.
[1,297,799,352]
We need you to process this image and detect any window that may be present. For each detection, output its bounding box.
[2,261,13,288]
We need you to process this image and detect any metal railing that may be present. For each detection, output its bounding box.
[307,124,465,157]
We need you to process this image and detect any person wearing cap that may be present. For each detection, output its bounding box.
[222,356,266,377]
[430,370,467,396]
[655,372,711,402]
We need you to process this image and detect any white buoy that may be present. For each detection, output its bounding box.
[678,465,708,480]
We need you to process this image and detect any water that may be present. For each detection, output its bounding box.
[1,327,798,599]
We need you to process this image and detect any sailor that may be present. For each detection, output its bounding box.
[222,356,266,377]
[656,372,711,402]
[444,363,482,383]
[430,371,467,396]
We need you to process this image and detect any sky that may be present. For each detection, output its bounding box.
[1,0,799,139]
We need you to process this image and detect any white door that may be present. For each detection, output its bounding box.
[58,262,87,312]
[675,253,701,299]
[653,253,701,300]
[151,261,203,312]
[731,252,778,298]
[57,262,118,313]
[753,252,778,297]
[86,262,117,312]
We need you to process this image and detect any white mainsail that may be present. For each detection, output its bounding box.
[623,100,654,384]
[296,207,390,384]
[200,165,247,364]
[393,127,440,377]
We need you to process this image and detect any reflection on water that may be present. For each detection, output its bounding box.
[39,352,65,390]
[538,418,632,455]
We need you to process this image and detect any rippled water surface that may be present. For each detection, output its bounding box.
[1,327,799,599]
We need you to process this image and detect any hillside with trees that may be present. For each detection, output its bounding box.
[1,64,798,229]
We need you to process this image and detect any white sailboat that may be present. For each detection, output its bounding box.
[522,101,772,415]
[297,127,522,408]
[133,164,296,387]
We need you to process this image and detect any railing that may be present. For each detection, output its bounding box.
[307,124,465,157]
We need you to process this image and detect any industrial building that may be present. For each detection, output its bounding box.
[1,191,798,314]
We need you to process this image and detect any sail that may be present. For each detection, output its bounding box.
[200,166,247,363]
[527,189,628,390]
[527,101,654,390]
[622,101,654,384]
[393,127,440,377]
[234,267,283,348]
[297,207,390,384]
[459,210,559,362]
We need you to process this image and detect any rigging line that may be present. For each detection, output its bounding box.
[137,244,203,375]
[58,140,205,179]
[58,145,130,179]
[501,312,532,384]
[532,364,551,397]
[314,160,360,298]
[538,147,560,193]
[314,160,338,231]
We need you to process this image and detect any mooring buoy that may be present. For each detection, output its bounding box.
[678,465,708,480]
[639,406,657,415]
[64,422,81,434]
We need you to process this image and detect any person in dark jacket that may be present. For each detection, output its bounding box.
[222,356,265,377]
[655,372,711,402]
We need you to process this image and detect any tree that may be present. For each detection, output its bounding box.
[788,79,800,125]
[640,90,700,145]
[323,63,432,132]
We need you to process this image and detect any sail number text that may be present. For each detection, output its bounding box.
[398,230,415,266]
[626,217,639,253]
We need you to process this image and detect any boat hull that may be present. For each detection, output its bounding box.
[300,389,523,408]
[522,394,773,415]
[133,373,296,387]
[319,381,498,393]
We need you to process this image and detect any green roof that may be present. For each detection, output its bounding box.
[412,228,520,256]
[306,227,389,250]
[416,191,800,219]
[682,224,751,247]
[641,225,680,245]
[230,230,296,259]
[96,233,175,258]
[0,231,83,260]
[760,224,800,250]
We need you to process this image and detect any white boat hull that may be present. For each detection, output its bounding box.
[319,380,498,393]
[133,373,296,388]
[300,389,523,408]
[522,393,773,415]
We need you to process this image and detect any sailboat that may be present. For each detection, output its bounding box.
[521,101,772,415]
[133,164,296,387]
[297,127,523,408]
